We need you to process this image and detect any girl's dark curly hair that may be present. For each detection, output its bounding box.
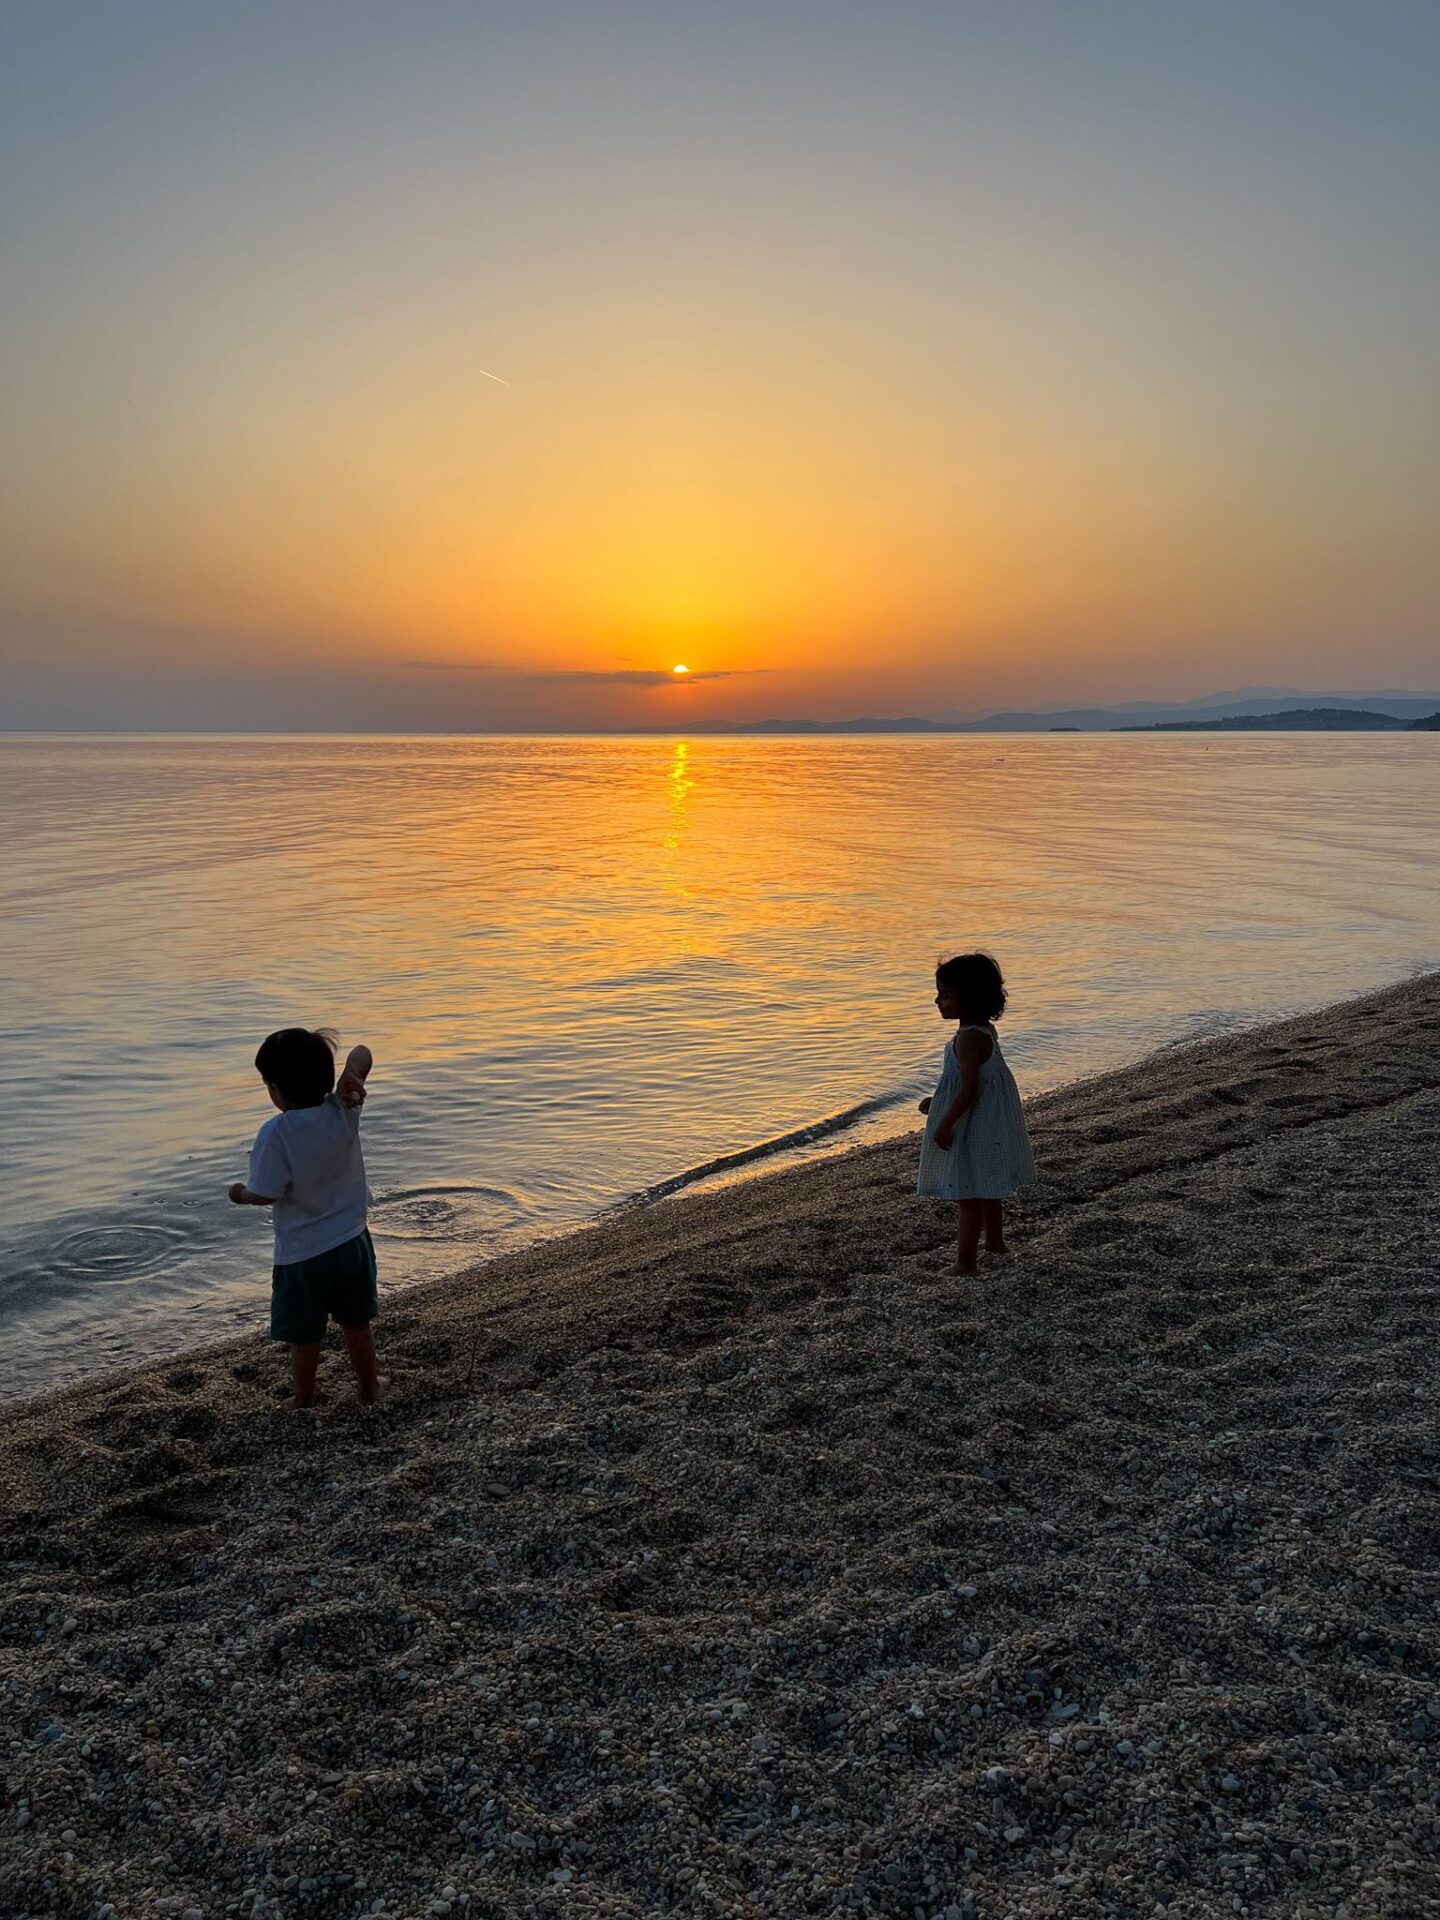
[935,951,1007,1023]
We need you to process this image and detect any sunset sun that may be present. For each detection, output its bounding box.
[671,664,689,677]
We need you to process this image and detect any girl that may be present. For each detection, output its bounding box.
[917,952,1035,1275]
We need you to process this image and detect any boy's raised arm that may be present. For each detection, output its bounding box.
[337,1043,373,1107]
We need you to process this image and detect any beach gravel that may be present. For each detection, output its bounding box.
[3,975,1440,1918]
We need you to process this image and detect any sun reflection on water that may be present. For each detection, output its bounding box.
[663,738,694,895]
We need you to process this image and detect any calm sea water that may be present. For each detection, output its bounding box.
[4,732,1439,1400]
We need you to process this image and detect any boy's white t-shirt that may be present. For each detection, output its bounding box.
[248,1093,368,1265]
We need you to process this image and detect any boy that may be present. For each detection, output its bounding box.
[229,1027,387,1409]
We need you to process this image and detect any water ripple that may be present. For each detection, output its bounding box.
[46,1221,186,1282]
[370,1184,526,1241]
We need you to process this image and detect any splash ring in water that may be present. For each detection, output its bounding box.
[50,1222,184,1282]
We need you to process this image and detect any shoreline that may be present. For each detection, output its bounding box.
[10,969,1433,1413]
[4,971,1439,1917]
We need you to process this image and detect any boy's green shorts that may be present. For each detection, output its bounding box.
[270,1229,378,1344]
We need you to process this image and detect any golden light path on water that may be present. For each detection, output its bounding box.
[2,732,1438,1398]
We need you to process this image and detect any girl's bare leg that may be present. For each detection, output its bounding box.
[290,1341,321,1410]
[955,1201,982,1276]
[342,1323,389,1403]
[982,1200,1012,1255]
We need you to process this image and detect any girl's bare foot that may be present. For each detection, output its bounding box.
[952,1261,979,1277]
[983,1242,1014,1258]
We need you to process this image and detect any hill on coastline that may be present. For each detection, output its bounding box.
[713,688,1440,735]
[1123,707,1411,732]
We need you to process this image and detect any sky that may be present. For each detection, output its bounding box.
[2,1,1438,730]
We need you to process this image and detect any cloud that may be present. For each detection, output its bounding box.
[413,663,758,685]
[526,668,744,686]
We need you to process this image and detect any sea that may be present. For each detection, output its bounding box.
[4,731,1438,1401]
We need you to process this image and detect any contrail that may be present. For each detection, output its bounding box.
[479,368,510,386]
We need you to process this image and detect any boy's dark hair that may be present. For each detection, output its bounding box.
[255,1027,338,1107]
[936,952,1007,1022]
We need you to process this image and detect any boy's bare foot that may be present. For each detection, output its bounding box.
[983,1242,1014,1258]
[288,1397,319,1413]
[952,1261,979,1277]
[357,1374,391,1405]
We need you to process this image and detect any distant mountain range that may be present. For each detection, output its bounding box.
[1124,707,1434,733]
[717,688,1440,734]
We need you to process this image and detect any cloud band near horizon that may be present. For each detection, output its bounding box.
[415,665,754,685]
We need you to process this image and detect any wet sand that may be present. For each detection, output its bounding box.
[3,973,1439,1919]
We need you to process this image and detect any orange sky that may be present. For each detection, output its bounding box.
[3,5,1438,727]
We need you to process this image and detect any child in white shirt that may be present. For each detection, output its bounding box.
[229,1026,386,1409]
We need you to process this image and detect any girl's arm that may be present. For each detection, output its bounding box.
[933,1030,990,1148]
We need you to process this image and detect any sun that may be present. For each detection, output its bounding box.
[671,663,689,676]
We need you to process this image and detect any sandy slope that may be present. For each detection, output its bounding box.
[3,975,1440,1919]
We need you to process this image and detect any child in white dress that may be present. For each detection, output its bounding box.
[917,952,1035,1275]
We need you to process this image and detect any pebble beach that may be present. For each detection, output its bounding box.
[3,973,1439,1920]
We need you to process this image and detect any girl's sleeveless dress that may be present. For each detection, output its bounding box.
[917,1023,1035,1201]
